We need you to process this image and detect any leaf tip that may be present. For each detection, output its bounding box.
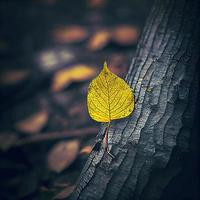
[103,61,109,72]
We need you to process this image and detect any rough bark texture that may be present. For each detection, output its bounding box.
[70,0,200,199]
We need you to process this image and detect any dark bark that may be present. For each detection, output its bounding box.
[70,0,200,199]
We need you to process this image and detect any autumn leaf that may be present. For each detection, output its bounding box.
[79,145,93,155]
[87,30,111,51]
[15,110,48,134]
[47,140,80,173]
[53,26,89,43]
[52,64,97,92]
[112,25,140,45]
[87,62,134,122]
[0,69,30,85]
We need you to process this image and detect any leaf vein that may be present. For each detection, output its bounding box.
[96,80,108,97]
[111,93,131,113]
[111,100,133,118]
[110,91,124,110]
[92,85,108,105]
[90,99,108,117]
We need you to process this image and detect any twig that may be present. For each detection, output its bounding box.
[14,127,98,147]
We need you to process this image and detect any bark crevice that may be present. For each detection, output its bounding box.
[70,0,200,199]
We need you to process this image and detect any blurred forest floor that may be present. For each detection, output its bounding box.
[0,0,152,199]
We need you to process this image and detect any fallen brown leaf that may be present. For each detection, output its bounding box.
[53,26,89,43]
[112,25,140,45]
[47,140,80,173]
[0,69,30,85]
[15,110,48,134]
[53,185,75,199]
[87,30,111,51]
[51,64,97,92]
[80,145,93,155]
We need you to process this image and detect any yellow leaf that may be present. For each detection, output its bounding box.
[87,30,111,51]
[87,62,134,122]
[52,65,97,92]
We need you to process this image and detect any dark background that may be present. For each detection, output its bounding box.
[0,0,154,199]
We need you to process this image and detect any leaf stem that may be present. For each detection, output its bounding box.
[105,121,114,158]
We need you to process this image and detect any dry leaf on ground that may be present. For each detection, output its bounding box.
[79,145,93,155]
[53,26,89,43]
[47,140,80,173]
[87,30,111,51]
[52,65,97,92]
[15,110,48,134]
[112,25,140,45]
[53,185,75,199]
[0,69,30,85]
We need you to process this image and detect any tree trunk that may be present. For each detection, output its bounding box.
[70,0,200,199]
